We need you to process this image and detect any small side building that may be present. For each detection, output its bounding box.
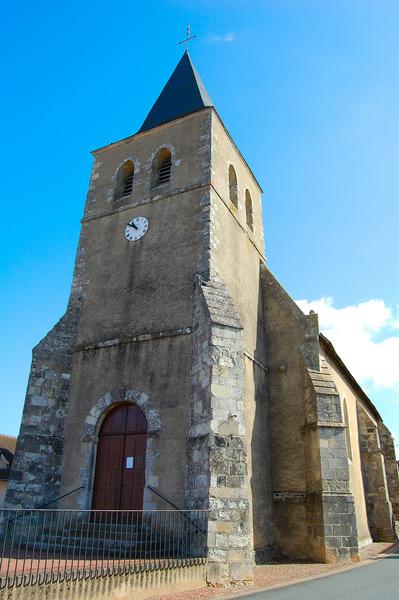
[0,434,16,508]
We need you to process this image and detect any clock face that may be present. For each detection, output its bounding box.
[125,217,149,241]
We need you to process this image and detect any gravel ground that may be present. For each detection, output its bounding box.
[148,542,396,600]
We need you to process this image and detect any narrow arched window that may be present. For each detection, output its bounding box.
[343,398,353,461]
[229,165,238,209]
[115,160,134,200]
[245,189,254,231]
[153,148,172,187]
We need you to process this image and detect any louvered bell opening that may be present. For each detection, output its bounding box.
[158,157,172,184]
[123,172,134,196]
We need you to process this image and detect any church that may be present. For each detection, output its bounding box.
[6,51,399,584]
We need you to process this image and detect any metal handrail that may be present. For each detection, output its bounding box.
[7,486,85,523]
[36,485,85,510]
[146,485,182,511]
[146,485,207,533]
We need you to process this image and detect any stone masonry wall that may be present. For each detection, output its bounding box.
[186,278,252,584]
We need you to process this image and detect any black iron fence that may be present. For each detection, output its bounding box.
[0,509,208,589]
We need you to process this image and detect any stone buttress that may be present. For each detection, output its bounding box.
[357,410,396,541]
[186,278,253,584]
[378,422,399,534]
[305,355,359,561]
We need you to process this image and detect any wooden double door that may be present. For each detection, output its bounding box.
[92,403,147,510]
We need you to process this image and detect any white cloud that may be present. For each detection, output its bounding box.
[392,306,399,330]
[296,297,399,393]
[208,32,236,43]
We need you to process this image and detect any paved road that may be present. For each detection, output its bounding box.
[241,550,399,600]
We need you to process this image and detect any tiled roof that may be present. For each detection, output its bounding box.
[0,434,17,453]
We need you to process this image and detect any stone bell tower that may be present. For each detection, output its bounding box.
[6,51,273,583]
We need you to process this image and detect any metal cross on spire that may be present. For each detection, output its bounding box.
[178,24,197,52]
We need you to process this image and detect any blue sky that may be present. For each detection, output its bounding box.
[1,1,398,447]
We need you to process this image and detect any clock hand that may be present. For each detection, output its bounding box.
[127,221,138,230]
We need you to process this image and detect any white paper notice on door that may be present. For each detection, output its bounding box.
[126,456,134,469]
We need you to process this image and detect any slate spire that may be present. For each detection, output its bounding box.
[138,51,214,134]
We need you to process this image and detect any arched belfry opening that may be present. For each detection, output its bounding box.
[152,148,172,187]
[114,160,135,200]
[92,403,147,510]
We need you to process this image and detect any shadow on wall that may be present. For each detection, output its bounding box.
[249,262,275,563]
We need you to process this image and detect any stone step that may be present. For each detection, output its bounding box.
[41,528,154,537]
[11,523,154,539]
[39,535,163,547]
[18,539,188,558]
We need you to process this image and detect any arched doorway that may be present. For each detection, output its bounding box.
[92,403,147,510]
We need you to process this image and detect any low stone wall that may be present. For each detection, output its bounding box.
[0,564,207,600]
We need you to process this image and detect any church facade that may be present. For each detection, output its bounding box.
[6,52,399,583]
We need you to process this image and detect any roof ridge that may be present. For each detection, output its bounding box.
[186,52,213,107]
